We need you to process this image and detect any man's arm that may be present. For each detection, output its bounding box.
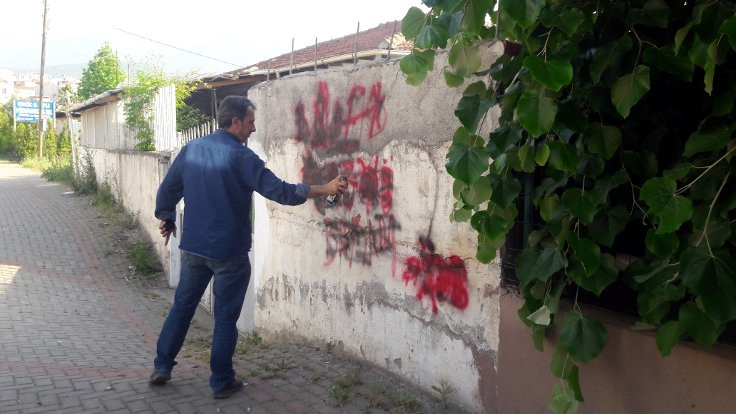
[240,151,346,204]
[155,148,186,245]
[306,176,348,199]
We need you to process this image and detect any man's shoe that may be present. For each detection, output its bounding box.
[149,370,171,385]
[213,379,245,399]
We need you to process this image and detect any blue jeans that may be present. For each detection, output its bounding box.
[154,251,250,392]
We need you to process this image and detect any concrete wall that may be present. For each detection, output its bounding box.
[497,293,736,413]
[79,147,170,275]
[248,44,503,413]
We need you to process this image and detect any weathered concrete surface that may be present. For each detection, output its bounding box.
[79,147,171,278]
[248,44,504,413]
[0,162,467,413]
[497,293,736,413]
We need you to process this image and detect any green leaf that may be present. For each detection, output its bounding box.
[528,304,553,326]
[471,210,510,239]
[501,0,546,29]
[720,16,736,51]
[455,95,496,132]
[535,143,550,166]
[561,188,595,225]
[446,141,490,184]
[550,385,579,414]
[464,176,492,206]
[713,91,735,116]
[550,344,573,378]
[559,312,607,363]
[517,144,536,173]
[516,91,558,138]
[588,170,628,206]
[588,205,628,247]
[585,124,622,160]
[490,175,521,208]
[679,302,725,347]
[636,278,684,323]
[656,320,681,357]
[452,205,473,222]
[567,365,583,402]
[645,229,679,259]
[547,141,579,174]
[681,251,736,326]
[568,253,618,297]
[402,7,426,39]
[611,65,650,118]
[589,36,633,84]
[643,46,694,82]
[463,0,494,33]
[516,246,565,289]
[557,9,585,37]
[674,23,690,55]
[522,57,573,92]
[449,42,482,76]
[540,194,566,223]
[487,126,523,157]
[477,232,504,263]
[683,122,733,157]
[639,177,693,234]
[568,233,601,276]
[444,69,465,87]
[400,50,435,85]
[663,164,693,181]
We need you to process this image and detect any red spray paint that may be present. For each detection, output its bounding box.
[402,237,469,314]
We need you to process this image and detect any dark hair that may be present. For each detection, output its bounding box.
[217,96,256,128]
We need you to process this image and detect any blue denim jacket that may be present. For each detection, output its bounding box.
[155,129,309,261]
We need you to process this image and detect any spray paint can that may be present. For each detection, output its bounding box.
[326,177,348,206]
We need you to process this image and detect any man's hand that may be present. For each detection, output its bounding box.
[159,220,177,246]
[307,175,349,199]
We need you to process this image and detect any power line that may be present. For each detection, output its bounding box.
[113,27,243,68]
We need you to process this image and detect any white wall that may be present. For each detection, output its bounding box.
[248,43,503,412]
[79,147,171,276]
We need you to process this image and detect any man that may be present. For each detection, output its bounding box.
[150,95,346,399]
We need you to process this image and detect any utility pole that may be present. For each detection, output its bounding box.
[38,0,49,157]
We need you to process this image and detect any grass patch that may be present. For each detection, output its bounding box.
[41,156,74,183]
[21,155,53,171]
[235,331,268,356]
[364,385,419,413]
[128,240,162,277]
[91,184,116,210]
[329,370,361,406]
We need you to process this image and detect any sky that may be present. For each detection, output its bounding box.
[0,0,425,78]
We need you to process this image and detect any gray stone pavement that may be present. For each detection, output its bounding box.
[0,163,466,414]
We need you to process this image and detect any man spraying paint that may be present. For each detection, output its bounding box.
[150,95,347,399]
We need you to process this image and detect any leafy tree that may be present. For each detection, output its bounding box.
[123,65,201,150]
[401,0,736,412]
[78,43,125,100]
[57,83,79,111]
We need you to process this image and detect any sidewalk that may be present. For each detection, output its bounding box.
[0,163,466,414]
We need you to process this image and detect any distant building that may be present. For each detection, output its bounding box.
[0,69,79,104]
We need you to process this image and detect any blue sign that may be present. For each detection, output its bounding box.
[14,100,54,123]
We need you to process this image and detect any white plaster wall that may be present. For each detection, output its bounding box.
[79,147,170,277]
[249,43,503,412]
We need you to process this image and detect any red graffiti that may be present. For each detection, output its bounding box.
[293,81,387,151]
[324,214,400,267]
[294,81,397,269]
[402,237,469,314]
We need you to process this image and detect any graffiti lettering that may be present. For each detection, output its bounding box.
[402,237,469,314]
[324,214,401,267]
[293,81,386,152]
[294,81,397,269]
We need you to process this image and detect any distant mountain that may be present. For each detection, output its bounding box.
[46,63,85,79]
